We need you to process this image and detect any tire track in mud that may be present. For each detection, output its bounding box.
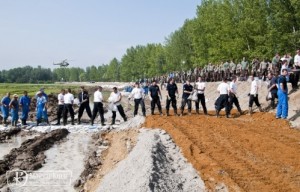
[144,111,300,192]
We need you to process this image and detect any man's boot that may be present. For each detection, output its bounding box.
[259,106,263,112]
[159,110,163,116]
[111,118,115,125]
[21,120,25,126]
[151,111,154,115]
[123,116,127,122]
[188,110,192,116]
[78,118,81,125]
[166,110,169,116]
[196,109,200,114]
[180,110,184,116]
[249,107,253,115]
[215,109,220,118]
[24,120,27,125]
[237,107,243,115]
[37,120,40,126]
[4,118,7,126]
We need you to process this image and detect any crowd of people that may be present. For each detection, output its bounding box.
[1,50,299,127]
[0,86,128,127]
[145,50,300,92]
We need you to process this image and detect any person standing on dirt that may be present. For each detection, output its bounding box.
[129,82,146,117]
[215,78,230,118]
[1,92,11,126]
[166,78,179,116]
[78,86,92,124]
[229,76,243,115]
[9,94,19,127]
[63,88,75,125]
[36,91,48,126]
[149,80,163,116]
[39,88,49,123]
[109,87,127,125]
[91,86,105,126]
[55,89,65,125]
[195,76,208,115]
[267,72,278,109]
[276,69,289,119]
[249,74,263,114]
[19,91,31,126]
[180,80,193,116]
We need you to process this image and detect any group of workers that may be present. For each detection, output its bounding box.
[0,66,291,127]
[0,89,47,127]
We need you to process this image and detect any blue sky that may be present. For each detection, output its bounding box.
[0,0,200,70]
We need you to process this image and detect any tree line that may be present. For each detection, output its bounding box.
[1,0,300,83]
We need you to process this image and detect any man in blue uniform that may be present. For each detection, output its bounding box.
[9,94,19,127]
[276,69,288,119]
[1,92,11,126]
[39,88,49,124]
[36,91,48,126]
[19,91,31,125]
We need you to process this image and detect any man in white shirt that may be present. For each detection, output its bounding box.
[293,50,300,89]
[229,76,243,115]
[91,86,105,126]
[195,76,208,115]
[55,89,65,125]
[249,74,263,114]
[63,88,75,125]
[109,87,127,125]
[129,82,146,116]
[215,77,230,118]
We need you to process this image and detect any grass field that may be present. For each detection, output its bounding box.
[0,83,81,98]
[0,83,111,100]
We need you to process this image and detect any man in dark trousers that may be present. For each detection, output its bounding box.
[180,80,193,116]
[229,76,243,115]
[166,78,179,116]
[78,86,92,124]
[55,89,65,125]
[91,86,105,126]
[215,77,230,118]
[195,76,208,115]
[63,88,75,125]
[149,80,163,115]
[267,72,278,109]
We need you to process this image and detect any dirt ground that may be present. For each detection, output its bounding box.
[144,110,300,192]
[82,130,138,191]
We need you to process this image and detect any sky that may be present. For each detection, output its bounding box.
[0,0,200,70]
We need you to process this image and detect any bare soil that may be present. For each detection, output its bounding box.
[144,110,300,192]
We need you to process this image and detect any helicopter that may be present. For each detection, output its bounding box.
[53,59,70,67]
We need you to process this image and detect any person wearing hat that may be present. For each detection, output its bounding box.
[36,91,48,125]
[19,91,31,126]
[129,82,146,116]
[77,86,92,124]
[9,94,19,127]
[109,87,127,125]
[1,92,11,126]
[215,77,230,118]
[91,86,105,126]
